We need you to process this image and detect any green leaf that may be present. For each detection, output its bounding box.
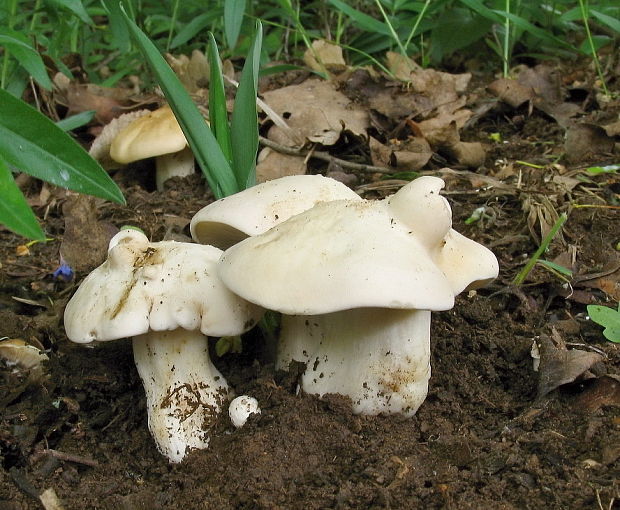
[328,0,391,35]
[590,9,620,34]
[0,30,53,90]
[587,164,620,174]
[224,0,246,50]
[499,11,574,50]
[170,12,219,49]
[231,21,262,189]
[0,89,125,204]
[102,0,132,52]
[207,33,233,165]
[587,304,620,343]
[537,259,573,277]
[55,110,96,132]
[118,6,239,198]
[0,156,45,240]
[47,0,94,25]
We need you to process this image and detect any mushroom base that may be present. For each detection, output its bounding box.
[132,329,229,462]
[278,308,431,417]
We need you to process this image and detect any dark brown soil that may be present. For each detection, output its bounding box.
[1,75,619,510]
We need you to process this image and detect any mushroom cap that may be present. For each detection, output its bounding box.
[64,229,263,343]
[190,174,361,249]
[219,176,498,315]
[436,229,499,294]
[109,106,188,164]
[219,198,456,315]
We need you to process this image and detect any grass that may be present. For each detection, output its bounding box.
[0,0,618,239]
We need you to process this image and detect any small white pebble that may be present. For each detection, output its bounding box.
[229,396,261,428]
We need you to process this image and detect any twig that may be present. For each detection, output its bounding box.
[259,136,392,174]
[39,449,99,467]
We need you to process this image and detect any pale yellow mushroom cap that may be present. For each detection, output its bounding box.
[109,106,188,164]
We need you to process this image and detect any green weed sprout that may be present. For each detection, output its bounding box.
[513,212,568,286]
[587,303,620,343]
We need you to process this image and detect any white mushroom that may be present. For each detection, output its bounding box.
[110,105,195,191]
[190,174,361,249]
[218,176,498,416]
[64,229,263,462]
[229,395,261,428]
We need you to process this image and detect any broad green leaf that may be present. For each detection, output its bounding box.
[0,156,45,240]
[231,22,262,190]
[259,63,304,77]
[458,0,502,24]
[208,33,233,165]
[430,7,491,62]
[587,304,620,343]
[0,89,125,204]
[119,6,239,198]
[102,0,132,52]
[499,11,574,50]
[55,110,96,132]
[224,0,246,50]
[47,0,94,25]
[0,30,53,90]
[328,0,391,35]
[578,35,611,55]
[590,9,620,34]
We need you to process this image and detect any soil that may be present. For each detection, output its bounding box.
[1,64,619,510]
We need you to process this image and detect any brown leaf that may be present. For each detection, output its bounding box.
[536,334,603,398]
[573,375,620,413]
[60,195,118,273]
[304,40,347,74]
[487,78,535,108]
[565,123,615,163]
[262,79,369,147]
[256,148,307,182]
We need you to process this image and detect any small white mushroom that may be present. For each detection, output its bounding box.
[64,229,264,462]
[110,105,195,191]
[190,174,361,249]
[218,176,499,416]
[229,395,261,428]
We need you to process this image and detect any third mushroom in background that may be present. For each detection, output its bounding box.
[218,176,499,416]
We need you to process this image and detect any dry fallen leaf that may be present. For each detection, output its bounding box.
[565,123,615,163]
[304,40,347,75]
[256,148,307,182]
[262,78,369,147]
[536,334,603,398]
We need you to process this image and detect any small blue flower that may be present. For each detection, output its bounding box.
[53,263,74,282]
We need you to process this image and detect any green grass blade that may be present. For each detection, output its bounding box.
[55,110,96,132]
[231,21,262,189]
[102,0,132,52]
[0,89,125,204]
[47,0,94,25]
[170,12,219,49]
[499,11,575,50]
[0,30,53,90]
[328,0,391,35]
[224,0,246,50]
[207,33,233,165]
[119,6,239,198]
[0,155,45,240]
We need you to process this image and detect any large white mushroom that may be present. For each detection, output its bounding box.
[218,176,498,416]
[64,229,263,462]
[190,174,361,249]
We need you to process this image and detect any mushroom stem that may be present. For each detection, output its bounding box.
[277,308,431,417]
[155,146,195,191]
[132,329,229,462]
